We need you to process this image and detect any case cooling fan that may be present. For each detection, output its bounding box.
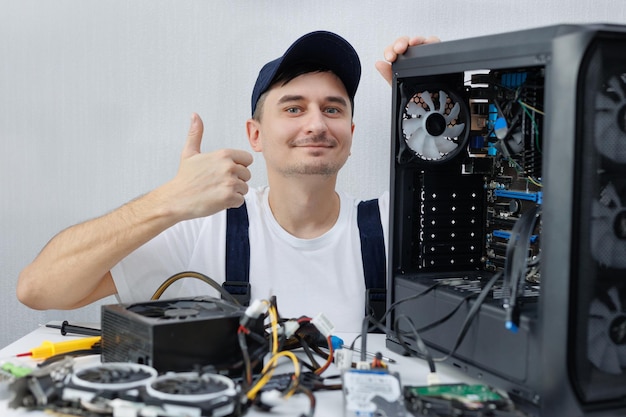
[595,74,626,164]
[588,287,626,375]
[63,362,237,417]
[69,362,157,391]
[399,85,469,164]
[591,182,626,269]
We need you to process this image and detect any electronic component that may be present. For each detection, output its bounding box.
[101,296,265,374]
[9,359,239,417]
[404,383,526,416]
[342,369,405,417]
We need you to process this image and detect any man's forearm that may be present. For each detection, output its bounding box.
[17,187,181,310]
[18,113,253,310]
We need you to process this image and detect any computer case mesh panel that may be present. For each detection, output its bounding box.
[385,24,626,416]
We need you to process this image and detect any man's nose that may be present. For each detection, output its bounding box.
[304,108,328,134]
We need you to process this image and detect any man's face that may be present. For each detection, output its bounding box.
[247,71,354,179]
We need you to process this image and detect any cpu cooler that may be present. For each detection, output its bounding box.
[398,83,469,165]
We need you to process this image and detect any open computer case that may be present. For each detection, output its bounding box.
[385,23,626,416]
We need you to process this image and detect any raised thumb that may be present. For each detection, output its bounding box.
[181,113,204,160]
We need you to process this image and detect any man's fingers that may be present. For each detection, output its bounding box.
[378,35,441,86]
[423,35,441,45]
[397,36,424,53]
[234,162,252,182]
[375,60,393,86]
[181,113,204,160]
[384,36,442,63]
[383,38,403,62]
[230,149,254,168]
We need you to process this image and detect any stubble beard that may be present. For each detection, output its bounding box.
[275,133,349,177]
[281,161,341,177]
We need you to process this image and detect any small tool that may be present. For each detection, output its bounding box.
[45,321,101,336]
[16,336,101,360]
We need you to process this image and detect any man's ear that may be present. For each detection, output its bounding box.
[246,118,263,152]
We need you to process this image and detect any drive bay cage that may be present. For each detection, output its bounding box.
[385,24,626,416]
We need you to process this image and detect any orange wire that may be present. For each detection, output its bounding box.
[314,335,334,375]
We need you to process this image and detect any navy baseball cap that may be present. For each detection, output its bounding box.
[250,31,361,116]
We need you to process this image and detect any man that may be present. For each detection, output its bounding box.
[17,32,437,332]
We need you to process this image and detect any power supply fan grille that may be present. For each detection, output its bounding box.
[127,299,224,320]
[588,287,626,374]
[401,89,468,162]
[595,75,626,163]
[591,182,626,269]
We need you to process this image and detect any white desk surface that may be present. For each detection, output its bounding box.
[0,322,464,417]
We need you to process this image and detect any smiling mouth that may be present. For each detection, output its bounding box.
[290,134,337,148]
[297,143,334,148]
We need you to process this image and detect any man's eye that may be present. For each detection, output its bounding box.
[325,107,340,114]
[286,107,300,114]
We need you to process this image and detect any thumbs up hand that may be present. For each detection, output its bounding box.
[161,113,254,221]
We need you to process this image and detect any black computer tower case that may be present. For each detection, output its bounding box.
[385,24,626,416]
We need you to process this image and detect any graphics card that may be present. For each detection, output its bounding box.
[101,296,265,374]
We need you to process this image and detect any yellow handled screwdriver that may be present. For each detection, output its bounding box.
[16,336,101,360]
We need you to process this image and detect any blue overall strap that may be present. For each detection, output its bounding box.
[223,199,387,313]
[223,203,252,306]
[357,199,387,323]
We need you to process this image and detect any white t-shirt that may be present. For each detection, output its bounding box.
[111,186,389,332]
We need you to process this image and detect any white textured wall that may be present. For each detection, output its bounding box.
[1,0,625,348]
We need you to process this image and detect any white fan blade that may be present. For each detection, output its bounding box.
[421,91,435,112]
[589,330,609,369]
[609,287,622,311]
[407,101,426,117]
[590,298,611,317]
[600,183,622,207]
[596,110,616,143]
[608,76,626,102]
[406,127,426,154]
[588,316,606,341]
[596,110,626,163]
[438,90,448,114]
[434,136,458,154]
[591,215,626,268]
[445,102,461,124]
[609,241,625,269]
[592,203,611,221]
[617,344,626,368]
[590,208,613,267]
[596,91,616,111]
[402,117,421,138]
[422,134,442,159]
[601,343,622,374]
[444,123,465,139]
